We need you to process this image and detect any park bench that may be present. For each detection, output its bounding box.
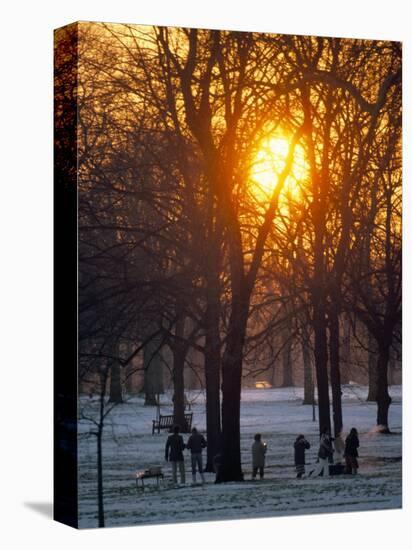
[152,412,193,434]
[135,466,164,491]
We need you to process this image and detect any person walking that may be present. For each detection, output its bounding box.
[165,425,186,485]
[186,427,207,484]
[344,428,360,474]
[252,433,267,479]
[309,427,333,477]
[294,434,311,478]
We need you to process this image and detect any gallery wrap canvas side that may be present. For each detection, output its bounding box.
[54,22,79,528]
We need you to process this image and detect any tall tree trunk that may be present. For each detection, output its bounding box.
[97,371,106,528]
[143,330,164,406]
[312,268,331,432]
[302,78,332,435]
[270,356,277,387]
[340,314,351,384]
[216,302,248,483]
[329,302,343,437]
[97,428,104,528]
[172,349,187,430]
[124,362,135,394]
[172,315,188,431]
[376,339,392,432]
[312,292,331,434]
[367,330,379,401]
[281,325,294,387]
[302,334,314,405]
[388,353,397,386]
[108,351,123,404]
[204,283,222,471]
[124,343,138,394]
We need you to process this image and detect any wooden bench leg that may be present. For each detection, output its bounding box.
[136,478,146,492]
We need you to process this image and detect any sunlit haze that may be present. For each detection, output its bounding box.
[250,135,308,198]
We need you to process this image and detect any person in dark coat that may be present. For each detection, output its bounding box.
[294,434,311,478]
[344,427,360,474]
[165,425,186,485]
[186,427,207,483]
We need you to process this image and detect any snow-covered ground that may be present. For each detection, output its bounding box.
[78,386,402,529]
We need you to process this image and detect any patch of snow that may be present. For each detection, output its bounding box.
[78,386,402,528]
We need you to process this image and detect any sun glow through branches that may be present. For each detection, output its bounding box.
[250,135,308,199]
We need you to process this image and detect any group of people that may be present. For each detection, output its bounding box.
[164,424,360,486]
[250,427,359,481]
[294,427,360,478]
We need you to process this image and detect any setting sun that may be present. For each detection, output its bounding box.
[250,135,308,198]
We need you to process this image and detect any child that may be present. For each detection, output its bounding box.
[252,433,267,479]
[294,434,311,478]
